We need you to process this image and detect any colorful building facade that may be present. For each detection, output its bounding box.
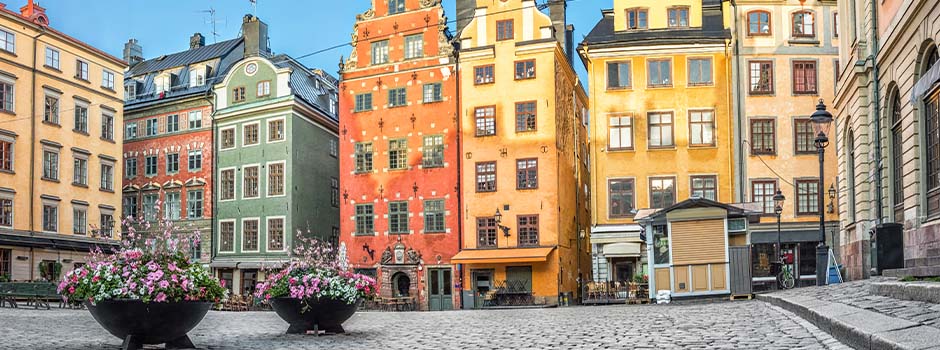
[451,0,591,307]
[338,0,461,311]
[0,1,125,282]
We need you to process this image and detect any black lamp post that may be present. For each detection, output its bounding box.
[773,190,786,264]
[494,208,511,243]
[811,99,834,286]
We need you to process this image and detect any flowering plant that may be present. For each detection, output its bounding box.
[57,203,227,305]
[254,234,377,305]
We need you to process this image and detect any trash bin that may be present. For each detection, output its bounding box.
[462,291,475,310]
[875,223,904,274]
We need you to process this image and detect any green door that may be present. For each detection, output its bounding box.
[427,268,453,311]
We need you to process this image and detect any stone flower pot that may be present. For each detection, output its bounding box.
[85,299,212,350]
[270,297,358,334]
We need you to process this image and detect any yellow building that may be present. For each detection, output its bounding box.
[0,1,125,282]
[578,0,735,283]
[451,0,591,307]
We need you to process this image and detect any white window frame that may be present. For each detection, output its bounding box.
[125,123,137,140]
[188,110,202,129]
[72,204,88,235]
[42,146,60,181]
[188,149,202,171]
[0,191,14,228]
[219,126,236,150]
[0,27,15,53]
[219,166,237,202]
[100,160,115,191]
[218,219,237,253]
[154,74,171,93]
[266,216,287,252]
[189,66,206,87]
[75,60,89,81]
[41,200,58,234]
[102,70,115,90]
[241,217,261,253]
[187,189,204,219]
[72,153,88,186]
[0,133,14,172]
[266,117,286,143]
[242,163,261,199]
[45,46,60,69]
[265,160,287,198]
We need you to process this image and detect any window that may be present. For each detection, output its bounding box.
[220,169,235,200]
[144,155,157,176]
[230,87,247,104]
[496,20,514,41]
[424,199,445,233]
[100,163,113,191]
[188,111,202,129]
[72,157,87,185]
[608,114,634,150]
[268,162,285,196]
[389,139,408,170]
[355,93,373,112]
[516,158,538,189]
[355,142,373,173]
[389,201,409,234]
[371,40,389,65]
[257,81,270,97]
[607,61,632,89]
[923,92,939,217]
[355,204,374,235]
[792,61,817,94]
[0,248,8,279]
[221,128,235,149]
[189,67,206,87]
[142,193,158,221]
[477,217,497,248]
[648,112,674,148]
[474,65,494,85]
[73,207,87,235]
[388,0,405,14]
[476,162,496,192]
[102,70,115,90]
[330,139,338,158]
[101,114,114,141]
[74,104,88,133]
[752,180,778,214]
[243,219,259,251]
[652,225,669,264]
[515,60,535,80]
[219,221,235,252]
[155,75,171,93]
[792,11,815,37]
[125,83,137,100]
[667,7,689,28]
[244,123,259,146]
[688,58,713,86]
[188,150,202,171]
[748,11,771,35]
[0,198,12,227]
[475,107,496,136]
[422,135,444,168]
[688,110,715,146]
[187,190,203,219]
[122,158,136,179]
[0,81,10,113]
[268,218,285,251]
[515,101,537,132]
[517,215,539,246]
[891,92,904,222]
[405,34,423,59]
[423,83,442,103]
[794,118,815,153]
[42,150,58,180]
[691,175,718,201]
[608,179,635,218]
[166,153,179,173]
[99,214,113,238]
[75,60,89,81]
[42,204,57,232]
[388,87,407,107]
[796,179,820,215]
[243,165,259,198]
[749,61,774,94]
[44,95,59,124]
[647,59,672,87]
[268,119,284,142]
[0,140,10,171]
[626,8,648,30]
[750,119,776,155]
[125,123,137,140]
[164,192,181,220]
[166,114,179,133]
[45,47,59,69]
[833,12,839,37]
[330,177,339,207]
[650,177,676,209]
[123,195,138,220]
[146,118,158,136]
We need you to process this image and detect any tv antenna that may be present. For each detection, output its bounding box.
[200,7,227,43]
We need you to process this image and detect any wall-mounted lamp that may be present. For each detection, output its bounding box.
[827,184,836,214]
[494,208,511,237]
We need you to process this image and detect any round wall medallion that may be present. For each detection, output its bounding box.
[245,62,258,76]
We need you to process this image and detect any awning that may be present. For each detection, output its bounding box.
[237,261,286,269]
[601,242,642,258]
[52,239,119,252]
[912,60,940,103]
[209,261,238,268]
[451,247,555,264]
[0,233,55,249]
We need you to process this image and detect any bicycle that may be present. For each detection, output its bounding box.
[777,262,796,290]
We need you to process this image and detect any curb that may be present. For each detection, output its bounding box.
[870,281,940,304]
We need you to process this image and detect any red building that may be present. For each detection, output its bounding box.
[339,0,460,311]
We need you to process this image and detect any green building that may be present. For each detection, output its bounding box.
[210,15,340,295]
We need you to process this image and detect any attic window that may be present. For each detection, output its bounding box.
[155,74,173,94]
[156,55,167,61]
[189,66,207,87]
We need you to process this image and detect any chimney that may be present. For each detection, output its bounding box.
[702,0,724,32]
[548,0,567,54]
[455,0,475,36]
[190,33,205,49]
[241,14,270,57]
[123,39,143,67]
[19,0,48,26]
[565,24,574,63]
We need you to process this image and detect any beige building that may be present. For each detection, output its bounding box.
[0,1,125,282]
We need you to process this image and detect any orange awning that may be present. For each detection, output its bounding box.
[451,247,555,264]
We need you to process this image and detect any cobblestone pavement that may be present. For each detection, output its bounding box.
[771,278,940,329]
[0,300,848,349]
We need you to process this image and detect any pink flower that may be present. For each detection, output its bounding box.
[158,280,169,289]
[155,292,167,302]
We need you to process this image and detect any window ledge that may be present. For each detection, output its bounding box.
[0,169,13,175]
[43,65,61,73]
[41,121,61,127]
[41,177,60,183]
[788,39,820,45]
[648,146,677,151]
[0,110,14,116]
[73,129,89,136]
[72,183,88,188]
[100,188,114,193]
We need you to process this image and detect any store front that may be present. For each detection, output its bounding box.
[750,230,821,291]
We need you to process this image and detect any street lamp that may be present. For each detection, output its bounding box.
[811,99,834,286]
[494,208,511,238]
[827,184,837,214]
[773,190,786,261]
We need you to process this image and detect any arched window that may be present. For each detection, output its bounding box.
[924,44,940,217]
[891,88,905,223]
[747,10,771,36]
[847,128,856,221]
[392,272,411,297]
[925,45,939,73]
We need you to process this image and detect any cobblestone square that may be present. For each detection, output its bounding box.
[0,301,848,349]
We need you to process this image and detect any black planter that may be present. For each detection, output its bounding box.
[85,299,212,350]
[270,297,358,334]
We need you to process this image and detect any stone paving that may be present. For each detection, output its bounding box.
[0,300,848,349]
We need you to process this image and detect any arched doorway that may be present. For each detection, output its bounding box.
[392,272,410,297]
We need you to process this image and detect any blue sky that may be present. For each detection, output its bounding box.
[35,0,600,83]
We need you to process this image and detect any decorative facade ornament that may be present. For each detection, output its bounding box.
[356,8,374,21]
[380,247,393,264]
[437,14,455,57]
[419,0,440,9]
[406,248,422,264]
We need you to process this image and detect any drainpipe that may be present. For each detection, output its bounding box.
[207,87,217,268]
[28,30,46,281]
[729,0,745,203]
[869,0,884,225]
[453,43,463,310]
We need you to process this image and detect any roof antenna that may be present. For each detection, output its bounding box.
[200,7,226,43]
[249,0,258,16]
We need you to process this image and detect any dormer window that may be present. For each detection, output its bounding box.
[155,74,172,94]
[189,66,207,87]
[124,83,137,100]
[626,8,648,30]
